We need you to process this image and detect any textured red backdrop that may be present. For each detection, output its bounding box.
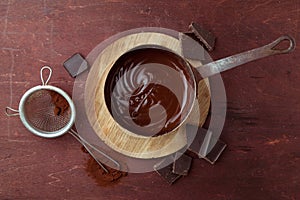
[0,1,299,199]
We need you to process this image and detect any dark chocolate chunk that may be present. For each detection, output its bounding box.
[183,32,199,41]
[154,157,182,184]
[204,140,227,164]
[172,153,192,176]
[179,32,205,61]
[63,53,89,78]
[186,124,227,164]
[186,124,209,157]
[189,22,216,51]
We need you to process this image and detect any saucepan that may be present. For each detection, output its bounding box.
[104,35,295,136]
[86,32,295,159]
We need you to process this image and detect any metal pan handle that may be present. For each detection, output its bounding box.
[196,35,296,79]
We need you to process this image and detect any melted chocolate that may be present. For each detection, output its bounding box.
[104,48,195,137]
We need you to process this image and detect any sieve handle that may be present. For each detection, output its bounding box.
[5,107,20,116]
[68,129,121,172]
[40,66,52,85]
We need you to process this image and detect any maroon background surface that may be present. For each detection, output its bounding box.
[0,1,299,199]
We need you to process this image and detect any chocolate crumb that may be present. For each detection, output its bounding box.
[81,145,89,154]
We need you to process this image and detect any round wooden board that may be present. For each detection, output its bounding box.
[85,31,210,159]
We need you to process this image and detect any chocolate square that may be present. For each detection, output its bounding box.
[204,140,227,164]
[63,53,89,78]
[154,157,182,184]
[179,32,205,61]
[172,153,192,176]
[189,22,216,52]
[186,124,209,157]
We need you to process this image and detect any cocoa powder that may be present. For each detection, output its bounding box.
[49,91,69,115]
[81,146,127,186]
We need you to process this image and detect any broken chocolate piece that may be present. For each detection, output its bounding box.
[63,53,89,78]
[189,22,216,51]
[186,124,226,164]
[154,157,182,184]
[204,140,227,164]
[186,124,208,157]
[183,32,199,41]
[172,153,192,176]
[179,32,205,61]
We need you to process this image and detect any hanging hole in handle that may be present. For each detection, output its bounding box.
[5,107,20,116]
[40,66,53,85]
[270,35,296,54]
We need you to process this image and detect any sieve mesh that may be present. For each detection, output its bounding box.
[23,89,72,132]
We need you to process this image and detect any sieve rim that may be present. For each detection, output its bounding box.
[18,85,76,138]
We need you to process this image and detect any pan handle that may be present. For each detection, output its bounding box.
[196,35,296,79]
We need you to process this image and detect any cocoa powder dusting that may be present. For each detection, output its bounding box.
[49,91,69,115]
[81,146,127,186]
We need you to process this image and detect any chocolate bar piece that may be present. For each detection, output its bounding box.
[189,22,216,51]
[186,124,208,158]
[154,157,182,185]
[183,32,199,41]
[204,140,227,164]
[63,53,89,78]
[186,124,226,164]
[172,153,192,176]
[179,32,205,61]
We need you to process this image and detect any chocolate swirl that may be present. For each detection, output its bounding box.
[104,48,195,137]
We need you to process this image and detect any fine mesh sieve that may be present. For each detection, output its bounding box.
[5,66,120,172]
[5,66,76,138]
[23,89,71,133]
